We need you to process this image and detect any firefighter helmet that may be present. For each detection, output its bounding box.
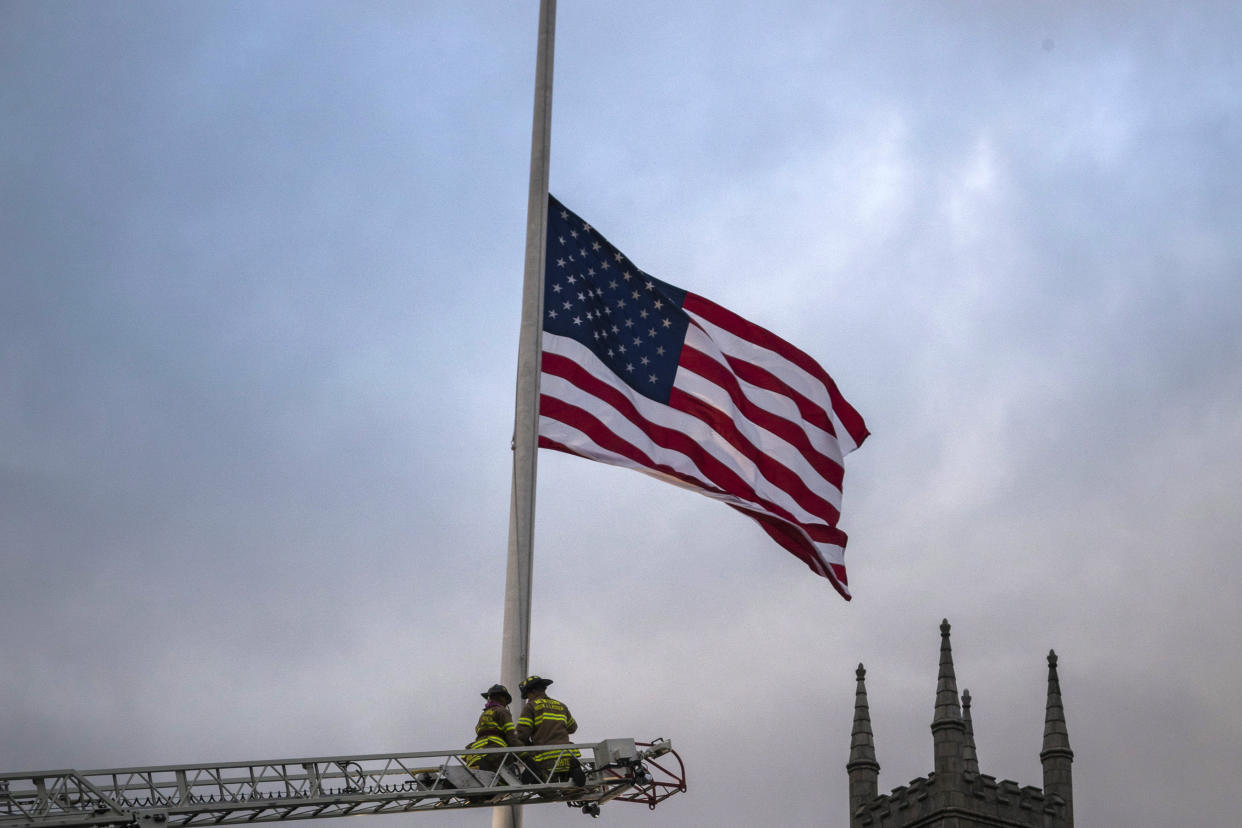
[518,675,553,698]
[481,684,512,704]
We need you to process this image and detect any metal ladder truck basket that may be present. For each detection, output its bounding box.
[0,738,685,825]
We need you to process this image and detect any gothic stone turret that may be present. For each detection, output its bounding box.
[847,663,881,819]
[931,619,967,783]
[1041,650,1074,826]
[846,620,1074,828]
[962,689,979,775]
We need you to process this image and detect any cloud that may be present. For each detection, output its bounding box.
[3,2,1241,826]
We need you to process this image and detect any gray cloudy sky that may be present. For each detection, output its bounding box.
[3,2,1241,826]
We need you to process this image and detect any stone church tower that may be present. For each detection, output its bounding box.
[846,620,1074,827]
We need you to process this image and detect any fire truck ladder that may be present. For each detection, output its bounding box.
[0,739,684,825]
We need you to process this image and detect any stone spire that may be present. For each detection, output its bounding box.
[1041,650,1074,826]
[847,663,880,828]
[931,619,966,781]
[961,688,979,774]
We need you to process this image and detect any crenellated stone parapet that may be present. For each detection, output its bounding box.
[853,771,1068,828]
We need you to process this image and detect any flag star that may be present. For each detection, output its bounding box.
[600,260,610,270]
[633,337,642,346]
[572,316,583,326]
[653,299,663,310]
[583,222,592,232]
[570,229,579,238]
[622,270,632,280]
[593,330,601,340]
[609,280,618,289]
[591,241,601,251]
[656,346,665,355]
[649,374,657,383]
[556,258,566,267]
[562,300,572,310]
[616,298,626,309]
[603,306,612,316]
[648,327,656,337]
[614,252,624,262]
[631,290,640,300]
[579,247,587,257]
[578,292,586,301]
[626,363,635,372]
[559,210,568,219]
[552,283,562,293]
[624,318,634,328]
[558,235,566,245]
[639,309,648,319]
[640,356,650,366]
[567,274,577,284]
[645,280,655,291]
[618,344,627,354]
[547,309,558,319]
[587,267,595,277]
[662,318,672,328]
[606,348,615,358]
[611,324,620,334]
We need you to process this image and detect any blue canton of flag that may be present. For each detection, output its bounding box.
[543,205,689,405]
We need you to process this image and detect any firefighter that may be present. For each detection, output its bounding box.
[515,675,585,785]
[464,683,518,772]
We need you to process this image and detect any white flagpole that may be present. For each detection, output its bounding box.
[495,1,555,826]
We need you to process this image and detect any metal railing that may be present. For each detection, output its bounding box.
[0,738,684,826]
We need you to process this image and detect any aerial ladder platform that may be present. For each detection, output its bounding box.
[0,739,683,825]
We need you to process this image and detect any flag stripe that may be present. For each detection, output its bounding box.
[539,396,725,497]
[668,375,842,526]
[684,293,870,453]
[539,416,848,565]
[541,342,853,591]
[541,345,836,532]
[719,353,845,465]
[676,341,844,494]
[680,319,845,490]
[733,506,831,577]
[738,506,851,597]
[686,317,844,453]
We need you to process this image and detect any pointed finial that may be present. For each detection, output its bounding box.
[848,661,880,772]
[1041,649,1074,824]
[933,619,962,724]
[931,618,966,781]
[962,689,979,774]
[848,661,880,825]
[1042,649,1072,758]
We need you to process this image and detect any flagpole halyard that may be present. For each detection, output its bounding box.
[495,1,555,826]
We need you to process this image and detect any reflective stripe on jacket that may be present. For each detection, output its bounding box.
[464,734,509,768]
[516,696,579,764]
[474,704,518,742]
[464,703,518,769]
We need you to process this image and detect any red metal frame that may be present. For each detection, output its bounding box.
[607,741,686,810]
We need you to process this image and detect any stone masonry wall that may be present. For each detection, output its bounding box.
[852,772,1067,828]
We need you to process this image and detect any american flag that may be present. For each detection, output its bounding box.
[538,195,869,599]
